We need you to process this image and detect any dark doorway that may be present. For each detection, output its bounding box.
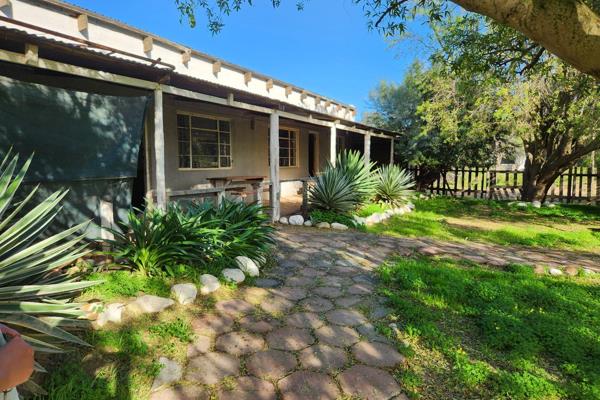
[308,133,317,176]
[131,135,147,210]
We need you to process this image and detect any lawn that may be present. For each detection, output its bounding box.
[368,196,600,253]
[378,256,600,400]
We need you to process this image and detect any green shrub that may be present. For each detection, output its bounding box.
[0,151,101,395]
[375,165,414,205]
[309,209,356,227]
[110,200,274,275]
[333,150,377,203]
[308,167,357,213]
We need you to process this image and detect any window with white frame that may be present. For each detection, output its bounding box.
[177,113,232,169]
[278,128,297,167]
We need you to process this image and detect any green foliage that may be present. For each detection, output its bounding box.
[308,167,357,213]
[149,318,193,343]
[374,165,414,205]
[368,196,600,252]
[83,271,171,301]
[309,209,356,228]
[378,256,600,399]
[0,151,101,391]
[332,150,377,203]
[109,200,274,275]
[354,202,392,217]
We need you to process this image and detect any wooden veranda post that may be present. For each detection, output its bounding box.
[364,131,371,166]
[269,111,281,222]
[153,88,167,210]
[389,137,394,164]
[329,124,337,166]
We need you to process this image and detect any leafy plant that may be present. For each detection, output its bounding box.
[332,150,377,203]
[375,165,415,206]
[110,200,274,275]
[308,167,357,213]
[309,209,356,227]
[0,151,100,394]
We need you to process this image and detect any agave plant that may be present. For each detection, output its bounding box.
[375,165,415,206]
[308,167,357,213]
[0,151,100,394]
[332,150,377,204]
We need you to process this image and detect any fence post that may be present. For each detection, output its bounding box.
[596,167,600,205]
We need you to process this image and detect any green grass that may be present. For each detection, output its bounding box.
[355,202,393,217]
[81,270,172,301]
[378,257,600,400]
[368,196,600,252]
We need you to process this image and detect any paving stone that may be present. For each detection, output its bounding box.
[255,278,281,288]
[298,268,327,277]
[266,327,315,351]
[335,296,363,308]
[338,365,403,400]
[151,357,183,391]
[191,314,234,336]
[352,341,405,367]
[285,276,315,287]
[187,335,211,358]
[347,283,375,295]
[242,287,270,304]
[300,297,334,312]
[216,376,277,400]
[278,371,340,400]
[285,312,325,329]
[312,286,344,298]
[150,385,210,400]
[357,323,391,344]
[325,309,367,326]
[260,296,294,315]
[370,305,393,320]
[270,287,307,301]
[238,315,277,333]
[246,349,298,379]
[315,325,360,347]
[185,352,240,385]
[215,299,254,317]
[353,274,375,284]
[215,331,265,356]
[319,275,348,287]
[299,344,348,371]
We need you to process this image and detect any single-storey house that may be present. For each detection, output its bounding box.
[0,0,397,237]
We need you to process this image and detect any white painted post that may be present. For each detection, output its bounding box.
[269,111,280,222]
[364,131,371,166]
[390,137,395,165]
[329,124,337,166]
[153,88,167,210]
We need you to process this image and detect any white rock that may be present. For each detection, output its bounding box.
[549,268,563,276]
[279,217,289,225]
[151,357,183,392]
[353,216,366,225]
[171,283,197,305]
[200,274,220,294]
[583,268,596,275]
[516,202,528,208]
[235,256,260,277]
[316,222,331,229]
[532,200,542,208]
[126,295,174,315]
[331,222,349,230]
[406,202,415,210]
[223,268,245,283]
[546,203,557,208]
[384,210,394,218]
[366,213,383,225]
[289,215,304,226]
[304,220,313,227]
[96,303,123,328]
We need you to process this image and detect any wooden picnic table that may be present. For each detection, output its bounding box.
[206,176,266,204]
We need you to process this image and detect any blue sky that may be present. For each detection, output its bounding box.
[70,0,431,119]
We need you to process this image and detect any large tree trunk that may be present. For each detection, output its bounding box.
[453,0,600,80]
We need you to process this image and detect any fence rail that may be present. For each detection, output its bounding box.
[409,166,600,204]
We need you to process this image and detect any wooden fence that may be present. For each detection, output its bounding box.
[409,166,600,204]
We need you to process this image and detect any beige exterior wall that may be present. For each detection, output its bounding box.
[155,95,329,195]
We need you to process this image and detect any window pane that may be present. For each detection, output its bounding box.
[178,127,189,141]
[279,138,287,148]
[220,157,231,168]
[179,156,190,168]
[289,156,296,167]
[192,156,218,168]
[220,144,230,156]
[191,116,217,130]
[177,114,189,127]
[219,120,230,132]
[179,141,190,156]
[279,158,289,167]
[220,132,230,145]
[279,129,289,139]
[192,130,218,143]
[279,148,288,158]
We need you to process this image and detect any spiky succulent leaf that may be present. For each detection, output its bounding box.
[308,167,357,213]
[375,165,415,205]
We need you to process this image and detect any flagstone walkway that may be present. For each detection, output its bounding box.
[151,226,598,400]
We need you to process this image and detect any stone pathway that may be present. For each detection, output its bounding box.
[151,226,598,400]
